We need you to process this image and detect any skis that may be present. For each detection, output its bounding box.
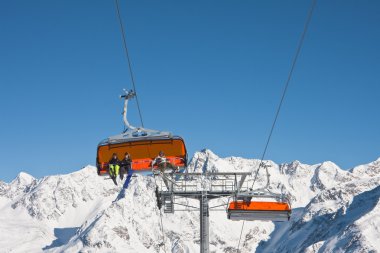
[153,170,179,186]
[123,171,134,189]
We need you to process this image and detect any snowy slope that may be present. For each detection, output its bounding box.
[0,150,379,253]
[0,167,120,253]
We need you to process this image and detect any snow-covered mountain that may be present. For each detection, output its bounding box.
[0,150,379,253]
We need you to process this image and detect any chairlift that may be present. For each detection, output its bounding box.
[96,90,188,175]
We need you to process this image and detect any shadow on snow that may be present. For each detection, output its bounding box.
[43,227,79,250]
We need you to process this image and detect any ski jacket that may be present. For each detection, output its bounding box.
[120,158,132,168]
[109,157,120,165]
[152,156,167,167]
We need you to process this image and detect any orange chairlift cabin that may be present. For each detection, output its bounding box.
[227,163,291,221]
[96,90,188,176]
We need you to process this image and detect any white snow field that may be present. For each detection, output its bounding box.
[0,149,379,253]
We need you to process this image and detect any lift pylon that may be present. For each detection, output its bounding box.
[154,171,290,253]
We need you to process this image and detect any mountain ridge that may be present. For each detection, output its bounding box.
[0,150,379,252]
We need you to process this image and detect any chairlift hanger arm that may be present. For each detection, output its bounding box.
[121,89,136,130]
[120,89,136,100]
[237,174,247,192]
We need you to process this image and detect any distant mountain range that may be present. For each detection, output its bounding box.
[0,149,379,252]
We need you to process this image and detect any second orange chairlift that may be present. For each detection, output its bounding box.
[227,163,291,222]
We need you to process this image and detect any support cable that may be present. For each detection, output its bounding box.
[114,0,144,127]
[237,0,318,251]
[251,0,317,189]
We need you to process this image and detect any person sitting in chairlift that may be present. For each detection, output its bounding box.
[152,151,179,173]
[108,153,120,185]
[120,152,132,180]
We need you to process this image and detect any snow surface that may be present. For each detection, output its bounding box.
[0,150,379,252]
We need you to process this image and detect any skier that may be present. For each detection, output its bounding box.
[108,153,120,185]
[119,152,132,180]
[151,151,179,173]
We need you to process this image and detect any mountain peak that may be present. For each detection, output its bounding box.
[319,161,340,170]
[199,148,217,157]
[349,157,380,178]
[11,171,35,186]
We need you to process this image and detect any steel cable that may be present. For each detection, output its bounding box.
[237,0,318,251]
[114,0,144,127]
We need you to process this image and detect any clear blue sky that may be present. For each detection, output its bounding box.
[1,0,379,182]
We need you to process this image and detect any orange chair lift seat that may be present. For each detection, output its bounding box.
[97,136,187,175]
[228,200,291,222]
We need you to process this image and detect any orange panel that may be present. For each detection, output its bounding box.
[98,157,185,173]
[228,201,291,211]
[98,169,108,175]
[97,138,187,172]
[131,156,185,170]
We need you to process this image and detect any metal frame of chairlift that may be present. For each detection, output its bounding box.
[154,171,291,253]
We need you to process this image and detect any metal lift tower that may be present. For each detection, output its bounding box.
[154,172,251,253]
